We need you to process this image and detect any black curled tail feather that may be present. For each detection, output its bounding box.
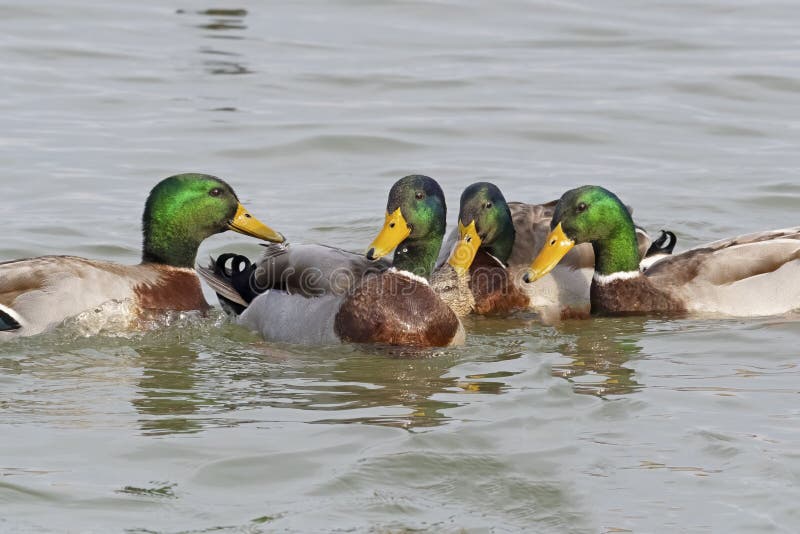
[196,254,258,316]
[211,253,261,315]
[645,230,677,257]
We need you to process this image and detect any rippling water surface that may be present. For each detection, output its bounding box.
[2,1,800,532]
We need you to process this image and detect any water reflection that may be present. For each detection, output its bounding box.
[7,315,644,438]
[550,317,648,397]
[201,49,252,75]
[128,336,472,433]
[131,343,206,435]
[178,7,252,75]
[129,331,526,432]
[303,349,466,429]
[220,345,475,430]
[196,8,248,32]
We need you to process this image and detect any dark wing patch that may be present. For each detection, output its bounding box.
[0,308,21,331]
[252,243,390,297]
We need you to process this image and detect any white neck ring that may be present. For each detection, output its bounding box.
[593,270,641,285]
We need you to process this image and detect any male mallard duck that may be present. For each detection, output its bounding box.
[524,185,800,316]
[432,182,673,319]
[0,173,284,338]
[198,175,464,347]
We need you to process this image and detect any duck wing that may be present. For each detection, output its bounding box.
[198,243,391,314]
[0,255,151,336]
[0,257,50,311]
[645,227,800,315]
[250,243,390,297]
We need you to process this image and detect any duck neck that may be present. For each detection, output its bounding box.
[393,237,441,280]
[142,223,201,269]
[486,220,515,265]
[591,224,641,277]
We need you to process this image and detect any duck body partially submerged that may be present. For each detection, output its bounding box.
[0,256,207,337]
[204,243,459,346]
[200,175,465,347]
[526,185,800,317]
[0,173,283,339]
[433,183,673,320]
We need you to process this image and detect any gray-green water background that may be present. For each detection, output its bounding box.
[2,1,800,532]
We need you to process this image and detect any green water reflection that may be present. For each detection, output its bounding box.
[132,344,207,435]
[551,317,649,396]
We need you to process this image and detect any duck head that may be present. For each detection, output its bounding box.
[447,182,515,275]
[524,185,639,282]
[365,175,446,279]
[142,173,284,268]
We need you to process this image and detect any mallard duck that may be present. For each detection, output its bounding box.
[198,175,464,347]
[0,173,284,338]
[431,182,674,319]
[524,185,800,316]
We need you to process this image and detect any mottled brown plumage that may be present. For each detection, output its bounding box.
[590,276,686,315]
[434,198,667,319]
[468,251,530,315]
[334,271,462,347]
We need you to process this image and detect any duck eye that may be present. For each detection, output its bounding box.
[209,188,223,197]
[415,192,424,200]
[576,202,587,213]
[485,201,492,209]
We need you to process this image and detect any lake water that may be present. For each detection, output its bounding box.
[2,0,800,532]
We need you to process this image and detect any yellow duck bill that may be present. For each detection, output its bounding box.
[448,220,482,275]
[524,223,575,283]
[228,203,285,243]
[365,208,411,260]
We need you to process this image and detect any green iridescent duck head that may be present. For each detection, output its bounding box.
[141,173,284,268]
[525,185,639,282]
[447,182,515,275]
[365,174,447,279]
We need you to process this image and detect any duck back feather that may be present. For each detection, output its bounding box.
[645,227,800,316]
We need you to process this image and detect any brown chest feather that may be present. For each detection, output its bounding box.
[590,276,686,315]
[133,268,210,313]
[334,272,460,347]
[468,252,530,315]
